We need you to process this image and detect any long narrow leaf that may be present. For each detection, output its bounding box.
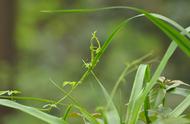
[142,26,190,100]
[128,42,177,124]
[0,99,67,124]
[125,64,148,123]
[62,104,73,120]
[42,6,190,56]
[169,94,190,117]
[41,6,190,123]
[41,7,190,104]
[91,71,120,124]
[125,26,190,124]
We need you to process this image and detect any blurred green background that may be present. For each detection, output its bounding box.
[0,0,190,123]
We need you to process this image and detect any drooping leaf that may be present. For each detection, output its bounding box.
[42,6,190,56]
[0,99,67,124]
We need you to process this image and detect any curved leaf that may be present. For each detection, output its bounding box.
[42,6,190,56]
[0,99,67,124]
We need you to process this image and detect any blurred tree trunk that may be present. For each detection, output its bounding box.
[0,1,17,88]
[0,0,17,123]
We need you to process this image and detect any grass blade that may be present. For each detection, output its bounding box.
[91,71,120,124]
[141,26,190,99]
[142,11,190,56]
[127,41,177,124]
[62,104,73,120]
[125,26,190,124]
[44,7,190,104]
[169,94,190,117]
[125,64,148,124]
[42,6,190,56]
[110,52,153,102]
[41,6,190,123]
[0,99,67,124]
